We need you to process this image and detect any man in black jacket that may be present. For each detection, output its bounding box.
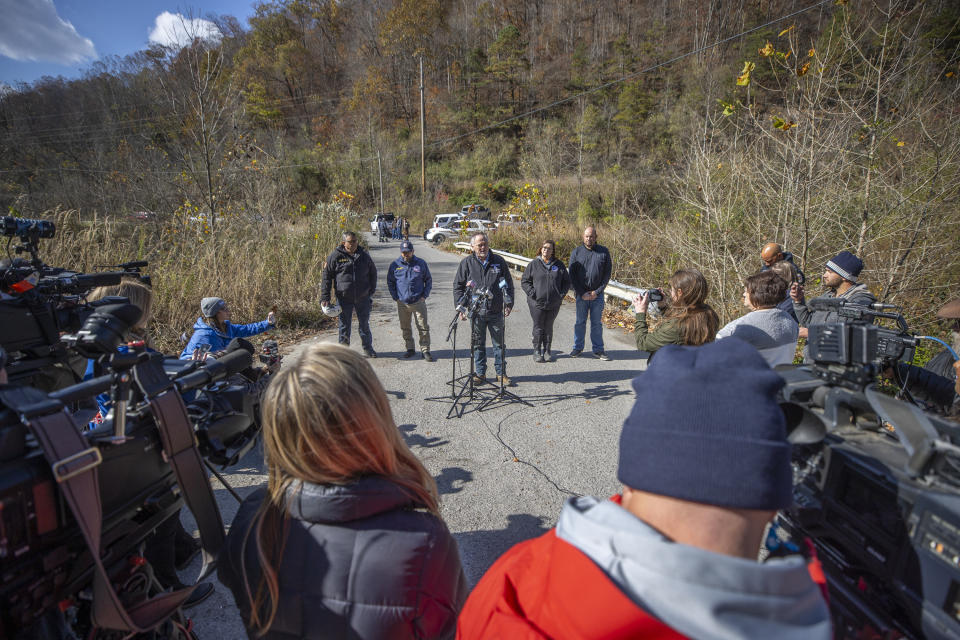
[453,232,515,385]
[569,226,613,360]
[320,231,378,357]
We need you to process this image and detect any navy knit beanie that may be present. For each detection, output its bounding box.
[826,250,863,282]
[617,338,792,510]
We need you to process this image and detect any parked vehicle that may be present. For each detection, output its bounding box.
[459,204,491,219]
[495,214,530,229]
[424,218,496,245]
[369,212,396,234]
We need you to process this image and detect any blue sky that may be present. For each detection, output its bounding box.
[0,0,257,88]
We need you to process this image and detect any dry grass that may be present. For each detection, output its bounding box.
[40,206,363,353]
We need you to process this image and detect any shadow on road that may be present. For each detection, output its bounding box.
[454,513,551,585]
[398,423,449,448]
[435,466,473,495]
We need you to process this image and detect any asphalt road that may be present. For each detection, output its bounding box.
[187,233,648,638]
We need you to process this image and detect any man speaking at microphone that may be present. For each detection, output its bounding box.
[454,232,515,386]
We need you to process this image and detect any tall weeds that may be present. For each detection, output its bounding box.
[39,203,364,352]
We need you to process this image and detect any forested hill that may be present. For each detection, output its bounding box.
[1,0,958,336]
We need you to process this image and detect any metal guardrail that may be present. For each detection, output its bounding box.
[452,241,652,308]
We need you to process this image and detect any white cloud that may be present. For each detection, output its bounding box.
[0,0,97,64]
[148,12,221,48]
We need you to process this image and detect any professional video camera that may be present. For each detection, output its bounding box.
[0,217,275,638]
[775,297,960,639]
[1,215,151,390]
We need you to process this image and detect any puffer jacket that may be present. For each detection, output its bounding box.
[179,317,273,359]
[521,257,571,310]
[219,476,468,640]
[321,244,377,304]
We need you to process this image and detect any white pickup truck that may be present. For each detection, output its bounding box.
[424,218,496,245]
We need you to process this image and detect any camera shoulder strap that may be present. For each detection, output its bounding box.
[147,389,225,578]
[27,409,194,632]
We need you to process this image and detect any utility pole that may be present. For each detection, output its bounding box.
[419,56,426,194]
[377,150,385,212]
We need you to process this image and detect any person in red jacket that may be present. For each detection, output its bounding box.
[457,338,832,640]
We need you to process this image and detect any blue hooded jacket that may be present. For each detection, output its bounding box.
[387,255,432,304]
[180,317,273,359]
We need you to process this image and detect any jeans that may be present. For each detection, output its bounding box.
[471,313,505,376]
[338,297,373,350]
[573,295,605,353]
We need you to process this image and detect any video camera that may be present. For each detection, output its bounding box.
[1,216,152,390]
[0,217,273,638]
[775,298,960,639]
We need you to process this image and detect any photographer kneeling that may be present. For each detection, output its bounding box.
[180,297,275,359]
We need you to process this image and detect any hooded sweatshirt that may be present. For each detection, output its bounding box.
[457,496,831,640]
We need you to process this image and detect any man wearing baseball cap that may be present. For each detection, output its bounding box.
[387,240,434,361]
[790,250,877,362]
[457,338,831,639]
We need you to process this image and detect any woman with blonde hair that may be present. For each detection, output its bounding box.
[632,268,720,357]
[218,342,467,639]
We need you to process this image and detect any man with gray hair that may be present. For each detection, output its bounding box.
[452,233,515,386]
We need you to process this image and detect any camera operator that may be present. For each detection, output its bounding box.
[453,233,514,386]
[791,250,876,362]
[180,297,276,359]
[457,339,831,639]
[631,269,719,358]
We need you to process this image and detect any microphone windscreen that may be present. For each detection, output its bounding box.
[95,303,143,330]
[226,337,255,354]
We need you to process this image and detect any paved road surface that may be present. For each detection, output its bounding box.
[188,233,648,637]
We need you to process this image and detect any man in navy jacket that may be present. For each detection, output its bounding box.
[569,226,613,360]
[387,240,434,361]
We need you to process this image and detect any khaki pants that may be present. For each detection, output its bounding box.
[397,299,430,351]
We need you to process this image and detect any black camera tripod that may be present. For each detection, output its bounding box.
[428,304,528,418]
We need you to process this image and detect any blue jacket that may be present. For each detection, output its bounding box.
[180,317,273,359]
[387,255,433,304]
[569,244,612,298]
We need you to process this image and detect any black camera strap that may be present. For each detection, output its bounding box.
[147,389,225,579]
[25,409,195,633]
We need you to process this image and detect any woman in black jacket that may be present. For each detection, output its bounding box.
[521,239,571,362]
[219,343,468,639]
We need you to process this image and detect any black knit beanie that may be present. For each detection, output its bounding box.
[617,338,792,510]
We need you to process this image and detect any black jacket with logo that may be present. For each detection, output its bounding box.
[320,244,377,304]
[453,252,514,317]
[521,257,571,310]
